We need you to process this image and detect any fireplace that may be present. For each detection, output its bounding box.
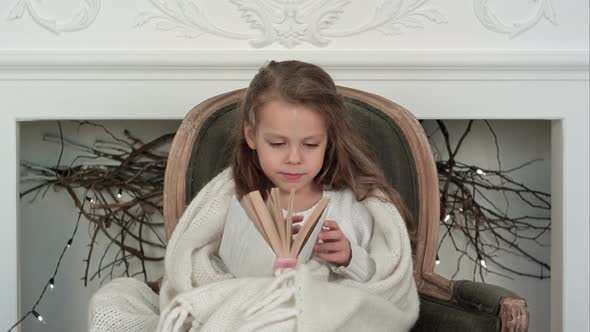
[1,51,588,331]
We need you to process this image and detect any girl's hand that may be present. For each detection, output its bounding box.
[313,220,352,267]
[291,215,304,235]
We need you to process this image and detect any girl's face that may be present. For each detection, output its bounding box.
[244,99,328,197]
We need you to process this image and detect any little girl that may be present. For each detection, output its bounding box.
[90,60,419,332]
[227,60,416,282]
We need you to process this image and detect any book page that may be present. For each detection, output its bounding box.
[291,197,331,260]
[248,191,285,256]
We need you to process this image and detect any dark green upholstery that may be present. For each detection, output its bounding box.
[185,103,239,203]
[411,280,520,331]
[454,280,518,316]
[344,98,419,223]
[183,94,516,331]
[412,294,500,331]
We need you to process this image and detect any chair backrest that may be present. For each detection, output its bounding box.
[163,86,443,295]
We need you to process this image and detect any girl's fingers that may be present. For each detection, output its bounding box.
[314,241,345,252]
[292,215,303,224]
[314,251,349,265]
[318,230,343,242]
[322,220,340,230]
[291,216,303,234]
[312,223,352,265]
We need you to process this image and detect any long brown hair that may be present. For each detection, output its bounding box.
[230,60,416,245]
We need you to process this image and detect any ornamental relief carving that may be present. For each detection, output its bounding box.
[473,0,557,38]
[134,0,448,48]
[7,0,101,34]
[6,0,557,46]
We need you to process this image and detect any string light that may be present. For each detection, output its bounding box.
[480,259,487,268]
[117,188,123,198]
[32,310,43,322]
[435,255,441,265]
[476,168,486,176]
[6,189,89,332]
[443,214,451,222]
[476,254,487,268]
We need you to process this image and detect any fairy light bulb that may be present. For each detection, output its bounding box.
[49,278,54,289]
[435,255,440,265]
[476,168,486,176]
[480,259,487,268]
[117,188,123,198]
[32,310,43,322]
[67,239,72,248]
[444,214,451,222]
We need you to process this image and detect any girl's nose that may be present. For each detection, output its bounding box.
[287,146,302,164]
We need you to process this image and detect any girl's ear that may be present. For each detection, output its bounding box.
[243,123,256,150]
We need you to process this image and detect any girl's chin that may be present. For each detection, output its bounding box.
[276,183,305,193]
[277,185,299,192]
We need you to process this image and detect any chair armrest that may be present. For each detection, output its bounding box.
[453,280,529,331]
[412,294,500,331]
[453,280,517,314]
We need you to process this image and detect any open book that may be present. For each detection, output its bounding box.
[219,188,331,278]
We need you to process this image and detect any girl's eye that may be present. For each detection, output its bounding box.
[269,142,285,147]
[304,143,319,148]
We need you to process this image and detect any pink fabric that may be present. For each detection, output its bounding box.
[273,258,298,271]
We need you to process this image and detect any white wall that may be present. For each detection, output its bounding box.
[0,0,588,331]
[18,120,179,332]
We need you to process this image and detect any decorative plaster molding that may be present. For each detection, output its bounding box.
[1,51,586,68]
[474,0,557,38]
[0,51,587,81]
[136,0,447,48]
[6,0,101,34]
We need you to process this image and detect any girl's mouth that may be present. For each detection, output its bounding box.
[281,173,303,181]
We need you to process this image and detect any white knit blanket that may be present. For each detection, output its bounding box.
[89,168,419,332]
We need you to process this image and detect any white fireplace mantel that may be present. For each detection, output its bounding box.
[1,50,588,331]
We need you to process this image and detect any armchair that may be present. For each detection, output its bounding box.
[162,87,529,331]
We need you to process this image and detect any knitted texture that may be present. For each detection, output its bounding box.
[89,277,160,332]
[89,168,419,331]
